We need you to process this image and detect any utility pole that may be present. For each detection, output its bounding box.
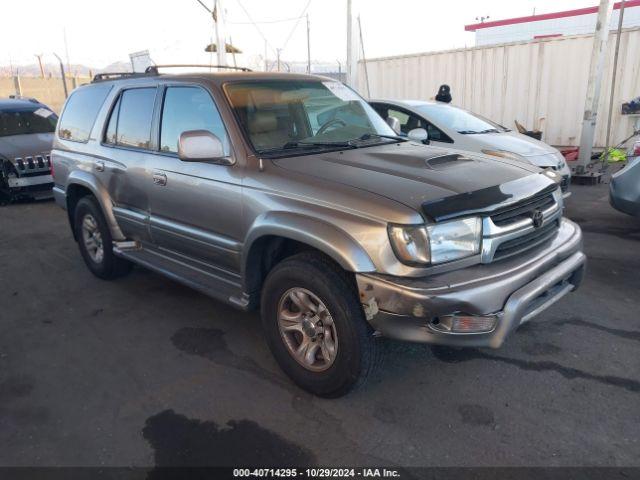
[53,53,68,98]
[276,48,282,72]
[35,54,45,78]
[604,0,626,157]
[358,15,370,98]
[306,14,311,74]
[575,0,614,179]
[264,39,268,71]
[197,0,226,67]
[214,0,226,67]
[346,0,353,86]
[63,28,72,75]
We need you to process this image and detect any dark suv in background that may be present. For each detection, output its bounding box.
[0,96,57,203]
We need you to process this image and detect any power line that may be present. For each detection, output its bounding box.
[227,15,307,25]
[236,0,278,56]
[280,0,312,52]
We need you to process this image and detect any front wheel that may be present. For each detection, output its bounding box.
[74,196,132,280]
[261,252,381,397]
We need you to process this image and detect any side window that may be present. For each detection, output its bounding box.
[387,108,421,135]
[104,96,121,145]
[58,84,111,142]
[425,123,451,143]
[160,87,229,154]
[115,88,156,149]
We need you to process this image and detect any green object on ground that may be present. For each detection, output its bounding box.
[601,148,627,163]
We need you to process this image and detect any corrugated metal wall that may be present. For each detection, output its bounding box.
[357,28,640,147]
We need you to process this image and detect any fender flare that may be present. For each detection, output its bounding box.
[243,211,377,278]
[65,170,126,240]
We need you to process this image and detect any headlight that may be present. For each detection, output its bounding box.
[388,217,482,266]
[388,225,430,265]
[482,149,526,162]
[554,152,567,170]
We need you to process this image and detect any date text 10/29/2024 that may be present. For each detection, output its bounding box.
[233,468,402,478]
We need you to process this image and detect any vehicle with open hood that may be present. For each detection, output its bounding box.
[52,68,586,397]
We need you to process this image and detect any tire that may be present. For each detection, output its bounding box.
[74,196,132,280]
[260,252,382,397]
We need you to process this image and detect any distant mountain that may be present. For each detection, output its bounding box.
[0,61,132,77]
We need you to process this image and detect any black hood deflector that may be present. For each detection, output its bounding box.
[422,173,559,222]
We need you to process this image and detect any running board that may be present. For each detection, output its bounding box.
[114,245,250,311]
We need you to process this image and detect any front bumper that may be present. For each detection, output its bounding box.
[4,174,53,198]
[356,218,585,348]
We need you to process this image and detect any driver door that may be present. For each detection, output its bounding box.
[146,85,244,277]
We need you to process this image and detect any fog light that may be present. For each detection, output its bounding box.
[431,313,497,333]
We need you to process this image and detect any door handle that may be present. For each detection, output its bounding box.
[95,160,105,172]
[152,171,167,186]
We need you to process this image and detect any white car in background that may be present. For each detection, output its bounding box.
[370,99,571,196]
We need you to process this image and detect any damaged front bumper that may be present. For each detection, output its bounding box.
[356,218,585,348]
[4,174,54,198]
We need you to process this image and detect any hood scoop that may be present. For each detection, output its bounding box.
[425,153,475,170]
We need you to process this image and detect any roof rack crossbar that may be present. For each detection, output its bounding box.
[144,64,252,74]
[92,72,151,83]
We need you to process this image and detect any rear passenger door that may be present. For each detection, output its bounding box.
[146,85,243,277]
[101,86,158,244]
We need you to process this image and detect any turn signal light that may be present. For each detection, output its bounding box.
[431,313,497,334]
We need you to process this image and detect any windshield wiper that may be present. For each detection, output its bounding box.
[458,129,499,134]
[284,140,356,149]
[356,133,406,142]
[258,140,357,155]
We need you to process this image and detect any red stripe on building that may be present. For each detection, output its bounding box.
[465,0,640,31]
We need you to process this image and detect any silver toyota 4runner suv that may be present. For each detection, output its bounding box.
[52,68,586,397]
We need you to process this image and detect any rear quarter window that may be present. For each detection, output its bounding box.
[58,84,112,142]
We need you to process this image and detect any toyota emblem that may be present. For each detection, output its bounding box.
[531,209,544,228]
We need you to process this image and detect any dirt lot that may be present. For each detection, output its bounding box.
[0,182,638,469]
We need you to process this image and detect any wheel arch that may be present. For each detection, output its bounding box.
[242,212,376,304]
[65,171,125,241]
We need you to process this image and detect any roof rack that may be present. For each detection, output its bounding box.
[144,64,253,74]
[92,72,150,83]
[91,64,253,84]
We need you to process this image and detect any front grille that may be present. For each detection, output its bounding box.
[494,219,560,260]
[490,191,555,226]
[13,154,51,174]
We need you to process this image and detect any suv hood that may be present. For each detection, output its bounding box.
[0,133,54,162]
[273,142,555,218]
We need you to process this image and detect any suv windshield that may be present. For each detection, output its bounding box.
[0,107,58,137]
[414,103,508,134]
[225,80,399,155]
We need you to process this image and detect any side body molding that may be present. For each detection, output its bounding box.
[243,211,377,278]
[65,170,126,241]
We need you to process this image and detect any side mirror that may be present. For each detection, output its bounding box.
[178,130,233,165]
[408,128,429,143]
[386,116,401,134]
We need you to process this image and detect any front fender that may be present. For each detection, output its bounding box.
[243,211,377,275]
[65,170,126,241]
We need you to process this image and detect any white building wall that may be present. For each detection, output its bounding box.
[475,6,640,45]
[357,28,640,148]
